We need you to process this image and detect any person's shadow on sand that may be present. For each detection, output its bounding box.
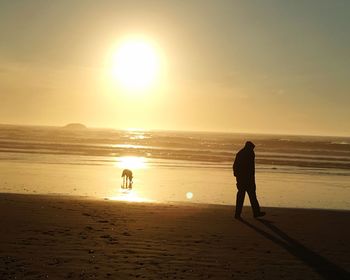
[239,218,349,280]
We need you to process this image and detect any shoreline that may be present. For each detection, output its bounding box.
[0,193,349,279]
[3,191,350,213]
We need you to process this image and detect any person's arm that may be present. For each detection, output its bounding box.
[233,153,240,177]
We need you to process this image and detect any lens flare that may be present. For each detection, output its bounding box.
[186,192,193,200]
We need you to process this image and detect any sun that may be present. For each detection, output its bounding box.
[110,38,161,91]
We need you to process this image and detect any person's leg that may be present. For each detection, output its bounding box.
[246,183,261,216]
[129,176,133,189]
[235,186,245,218]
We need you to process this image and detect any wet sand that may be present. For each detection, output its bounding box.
[0,193,349,279]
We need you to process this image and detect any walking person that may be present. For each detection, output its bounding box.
[233,141,265,219]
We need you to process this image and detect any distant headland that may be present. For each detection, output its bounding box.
[63,123,87,130]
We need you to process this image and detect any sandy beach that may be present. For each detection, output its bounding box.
[0,193,349,279]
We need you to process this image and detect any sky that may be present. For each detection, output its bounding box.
[0,0,349,136]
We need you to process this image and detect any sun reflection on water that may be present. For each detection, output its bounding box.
[115,156,148,169]
[111,144,147,149]
[109,189,154,203]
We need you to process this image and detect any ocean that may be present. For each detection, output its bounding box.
[1,124,349,210]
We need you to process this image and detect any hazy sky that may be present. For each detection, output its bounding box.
[0,0,349,136]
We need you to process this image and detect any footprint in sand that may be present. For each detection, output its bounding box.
[98,220,109,223]
[100,234,118,244]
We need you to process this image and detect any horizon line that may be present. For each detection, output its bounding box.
[0,122,349,139]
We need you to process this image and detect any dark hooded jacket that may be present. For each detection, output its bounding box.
[233,145,255,180]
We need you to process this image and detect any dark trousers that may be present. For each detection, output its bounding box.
[235,178,261,216]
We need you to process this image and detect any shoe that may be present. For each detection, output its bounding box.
[254,212,266,218]
[234,214,241,220]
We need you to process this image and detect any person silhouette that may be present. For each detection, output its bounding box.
[233,141,265,219]
[121,169,133,190]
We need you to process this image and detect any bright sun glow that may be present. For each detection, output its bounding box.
[116,156,147,169]
[111,39,161,91]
